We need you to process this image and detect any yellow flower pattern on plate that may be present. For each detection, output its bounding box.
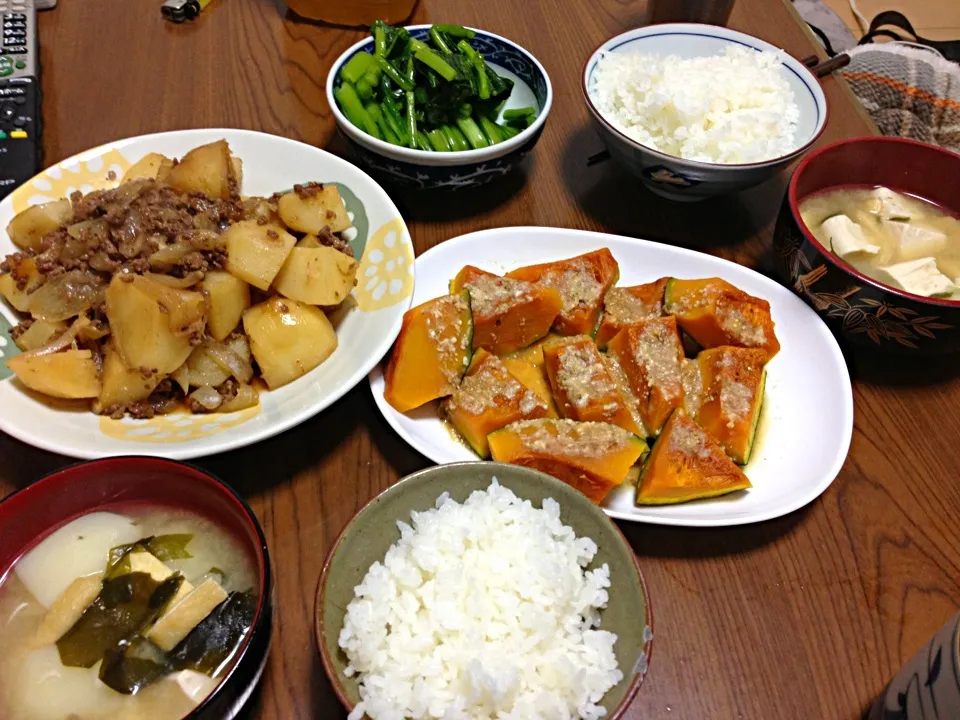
[355,218,414,311]
[99,403,261,443]
[11,148,132,214]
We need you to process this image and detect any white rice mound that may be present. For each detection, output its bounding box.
[338,479,622,720]
[591,45,800,164]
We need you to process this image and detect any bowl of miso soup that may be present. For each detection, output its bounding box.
[774,136,960,354]
[0,457,272,720]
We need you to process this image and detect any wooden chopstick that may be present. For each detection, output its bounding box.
[809,53,850,77]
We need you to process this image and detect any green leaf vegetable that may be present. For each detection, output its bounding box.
[335,21,537,151]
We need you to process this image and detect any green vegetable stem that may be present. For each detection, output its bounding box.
[335,21,523,152]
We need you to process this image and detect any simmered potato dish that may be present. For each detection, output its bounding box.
[0,140,358,418]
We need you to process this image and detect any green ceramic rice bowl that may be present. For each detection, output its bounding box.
[313,461,653,719]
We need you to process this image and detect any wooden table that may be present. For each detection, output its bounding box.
[4,0,957,717]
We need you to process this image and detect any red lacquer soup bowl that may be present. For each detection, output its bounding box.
[773,136,960,354]
[0,456,273,720]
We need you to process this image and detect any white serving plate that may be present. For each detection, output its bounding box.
[369,227,853,527]
[0,129,415,459]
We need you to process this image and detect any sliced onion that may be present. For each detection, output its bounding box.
[188,385,223,411]
[149,240,192,270]
[183,230,223,252]
[18,314,90,359]
[144,271,204,289]
[219,384,259,413]
[205,341,254,384]
[27,270,105,322]
[171,362,191,395]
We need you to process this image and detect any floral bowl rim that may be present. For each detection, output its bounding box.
[787,135,960,309]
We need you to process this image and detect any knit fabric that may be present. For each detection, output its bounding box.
[839,43,960,152]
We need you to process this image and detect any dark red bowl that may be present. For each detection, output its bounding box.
[773,136,960,354]
[0,456,273,720]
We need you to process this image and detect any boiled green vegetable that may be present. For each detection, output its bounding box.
[335,21,533,151]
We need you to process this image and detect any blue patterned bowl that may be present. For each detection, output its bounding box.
[326,26,552,190]
[583,24,828,202]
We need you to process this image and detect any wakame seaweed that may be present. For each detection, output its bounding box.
[57,573,185,668]
[99,636,171,694]
[168,591,257,677]
[145,534,194,562]
[106,534,194,578]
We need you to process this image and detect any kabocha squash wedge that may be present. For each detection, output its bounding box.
[506,249,620,336]
[680,358,705,418]
[500,336,561,418]
[442,350,550,458]
[595,278,668,348]
[606,317,686,438]
[488,418,648,504]
[543,335,644,437]
[696,346,768,464]
[383,291,474,413]
[450,265,563,355]
[664,277,779,356]
[636,409,751,505]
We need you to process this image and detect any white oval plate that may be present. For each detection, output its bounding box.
[0,129,415,459]
[369,227,853,527]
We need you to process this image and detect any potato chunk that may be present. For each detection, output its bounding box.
[0,257,44,312]
[6,199,73,252]
[274,246,358,306]
[243,297,338,389]
[7,349,101,399]
[122,152,174,183]
[224,220,296,291]
[106,275,206,374]
[94,342,165,413]
[277,185,351,233]
[202,270,250,340]
[165,140,235,199]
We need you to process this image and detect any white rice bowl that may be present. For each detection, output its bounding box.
[590,45,800,164]
[338,479,623,720]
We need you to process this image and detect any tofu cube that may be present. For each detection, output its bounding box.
[876,257,956,297]
[822,215,880,258]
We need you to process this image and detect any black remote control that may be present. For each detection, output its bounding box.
[0,0,40,200]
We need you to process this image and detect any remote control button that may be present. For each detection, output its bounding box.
[14,59,23,69]
[12,116,24,126]
[9,129,26,138]
[0,130,6,140]
[1,107,13,120]
[4,47,25,54]
[0,57,11,76]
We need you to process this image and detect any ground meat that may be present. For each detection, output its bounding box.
[218,377,239,401]
[317,225,353,257]
[38,180,242,282]
[293,182,324,198]
[9,318,33,341]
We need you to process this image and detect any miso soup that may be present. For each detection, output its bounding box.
[798,186,960,300]
[0,507,259,720]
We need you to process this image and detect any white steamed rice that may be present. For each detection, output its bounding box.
[338,479,622,720]
[591,45,800,164]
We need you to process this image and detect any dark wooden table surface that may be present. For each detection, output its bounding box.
[4,0,959,717]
